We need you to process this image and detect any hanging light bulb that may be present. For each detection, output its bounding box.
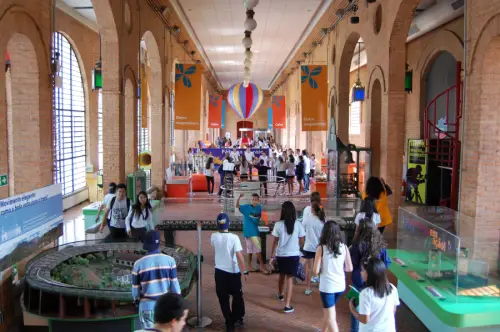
[244,58,252,67]
[244,17,257,31]
[242,31,253,48]
[244,10,257,31]
[244,0,260,10]
[244,49,253,60]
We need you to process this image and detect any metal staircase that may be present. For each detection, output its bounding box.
[424,61,462,210]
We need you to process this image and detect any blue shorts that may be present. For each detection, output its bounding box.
[320,291,343,309]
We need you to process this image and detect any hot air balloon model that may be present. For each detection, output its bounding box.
[227,82,263,119]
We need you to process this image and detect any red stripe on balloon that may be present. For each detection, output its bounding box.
[245,84,252,118]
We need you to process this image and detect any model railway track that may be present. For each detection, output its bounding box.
[24,241,196,302]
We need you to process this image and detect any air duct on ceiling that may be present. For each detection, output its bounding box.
[407,0,464,43]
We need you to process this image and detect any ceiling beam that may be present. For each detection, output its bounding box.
[170,0,223,91]
[56,0,99,33]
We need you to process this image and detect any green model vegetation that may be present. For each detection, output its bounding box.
[51,250,146,291]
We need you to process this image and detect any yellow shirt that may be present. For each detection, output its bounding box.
[362,191,392,228]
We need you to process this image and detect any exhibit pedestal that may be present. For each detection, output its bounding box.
[165,176,192,197]
[398,280,500,332]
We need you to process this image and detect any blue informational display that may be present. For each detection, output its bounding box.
[0,184,63,270]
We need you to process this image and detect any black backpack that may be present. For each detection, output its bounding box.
[107,197,131,223]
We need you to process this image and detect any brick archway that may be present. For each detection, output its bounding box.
[384,0,420,214]
[0,8,51,198]
[141,31,163,187]
[338,31,361,143]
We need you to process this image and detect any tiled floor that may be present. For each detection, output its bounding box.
[60,196,428,332]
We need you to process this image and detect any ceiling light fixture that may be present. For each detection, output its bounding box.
[242,31,252,48]
[244,0,260,10]
[173,26,180,33]
[350,5,359,24]
[244,10,257,31]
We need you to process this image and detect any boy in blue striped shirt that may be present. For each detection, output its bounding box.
[132,230,181,329]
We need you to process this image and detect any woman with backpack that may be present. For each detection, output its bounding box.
[349,219,391,332]
[270,201,305,313]
[313,220,353,332]
[125,191,153,242]
[301,202,325,295]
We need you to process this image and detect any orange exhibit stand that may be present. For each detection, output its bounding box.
[165,176,192,198]
[313,180,328,197]
[191,174,206,192]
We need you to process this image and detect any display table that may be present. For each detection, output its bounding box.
[165,176,192,198]
[388,249,500,331]
[191,173,206,192]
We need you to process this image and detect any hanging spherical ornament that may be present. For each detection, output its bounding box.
[243,72,251,80]
[243,81,250,88]
[244,58,252,67]
[244,17,257,31]
[242,36,253,48]
[244,49,253,60]
[227,82,263,119]
[244,68,251,76]
[244,0,260,10]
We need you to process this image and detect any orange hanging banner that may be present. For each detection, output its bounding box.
[272,95,286,129]
[301,65,328,131]
[208,94,223,128]
[174,64,202,130]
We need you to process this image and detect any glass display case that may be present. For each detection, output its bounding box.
[328,146,372,198]
[394,205,499,303]
[389,205,500,331]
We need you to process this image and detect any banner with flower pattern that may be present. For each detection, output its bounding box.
[271,95,286,129]
[174,64,201,130]
[208,94,223,128]
[301,65,328,131]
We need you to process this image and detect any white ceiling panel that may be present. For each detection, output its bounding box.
[61,0,96,23]
[179,0,323,89]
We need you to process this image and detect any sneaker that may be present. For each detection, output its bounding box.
[277,294,284,301]
[305,289,312,295]
[235,319,244,327]
[311,276,319,283]
[284,306,294,313]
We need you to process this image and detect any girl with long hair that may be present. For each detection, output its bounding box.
[270,201,305,313]
[349,219,391,332]
[301,202,325,295]
[239,155,249,181]
[286,155,296,196]
[276,156,287,195]
[125,191,153,242]
[313,220,353,332]
[349,258,399,332]
[363,176,393,234]
[205,157,215,195]
[296,155,305,194]
[353,197,381,243]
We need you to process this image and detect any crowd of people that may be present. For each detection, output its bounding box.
[214,133,276,149]
[202,146,319,197]
[95,174,397,332]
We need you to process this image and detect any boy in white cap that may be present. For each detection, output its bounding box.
[211,213,247,332]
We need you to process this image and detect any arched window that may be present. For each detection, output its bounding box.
[52,32,86,196]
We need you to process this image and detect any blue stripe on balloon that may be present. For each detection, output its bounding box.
[238,83,247,118]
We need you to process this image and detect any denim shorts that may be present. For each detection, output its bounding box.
[320,291,343,309]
